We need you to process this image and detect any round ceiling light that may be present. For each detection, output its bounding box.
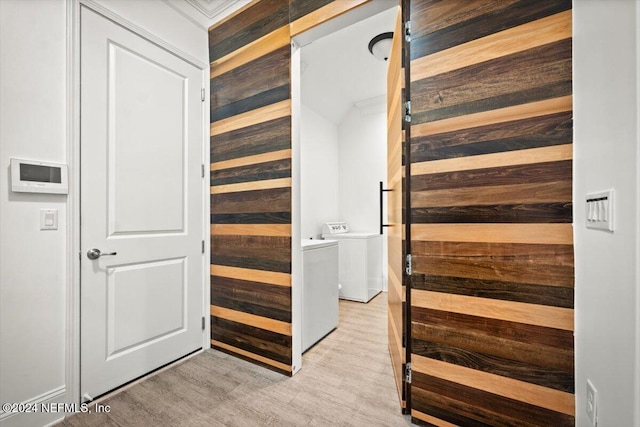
[368,32,394,61]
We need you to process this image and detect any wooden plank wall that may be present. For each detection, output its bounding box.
[209,0,370,375]
[387,7,407,412]
[407,1,575,426]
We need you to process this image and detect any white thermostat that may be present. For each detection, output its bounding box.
[10,158,68,194]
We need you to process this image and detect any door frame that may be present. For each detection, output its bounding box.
[290,0,404,376]
[65,0,210,406]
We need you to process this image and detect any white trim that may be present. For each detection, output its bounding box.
[65,0,82,412]
[291,40,302,375]
[78,0,208,70]
[202,69,211,350]
[635,2,640,426]
[185,0,245,20]
[0,386,67,427]
[161,0,209,32]
[66,0,210,411]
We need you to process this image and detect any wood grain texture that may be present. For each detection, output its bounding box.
[412,355,575,416]
[412,160,572,193]
[412,39,572,125]
[211,187,291,214]
[412,373,574,426]
[211,158,291,186]
[212,149,291,171]
[413,223,573,245]
[411,111,572,162]
[210,305,292,336]
[208,0,289,63]
[211,224,291,236]
[211,264,291,287]
[289,0,333,21]
[211,45,290,122]
[411,0,571,60]
[211,316,292,362]
[210,99,290,136]
[386,9,407,413]
[412,274,574,308]
[411,10,572,82]
[412,95,572,139]
[289,0,369,36]
[412,339,573,393]
[210,26,290,79]
[210,340,292,373]
[210,177,292,195]
[211,275,291,323]
[211,235,291,273]
[411,144,572,176]
[412,289,573,331]
[211,118,290,163]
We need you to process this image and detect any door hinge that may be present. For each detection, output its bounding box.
[404,20,411,42]
[201,88,205,102]
[405,253,412,276]
[405,362,412,384]
[202,316,206,330]
[404,100,412,123]
[201,164,205,178]
[202,240,205,254]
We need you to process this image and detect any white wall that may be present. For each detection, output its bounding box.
[0,3,68,426]
[337,103,388,290]
[0,1,207,426]
[300,104,339,239]
[573,1,639,426]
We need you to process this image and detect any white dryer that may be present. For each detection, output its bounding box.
[301,239,339,352]
[322,222,382,303]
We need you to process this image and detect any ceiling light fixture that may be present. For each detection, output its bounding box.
[368,32,394,61]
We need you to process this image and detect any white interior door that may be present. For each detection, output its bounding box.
[80,7,204,400]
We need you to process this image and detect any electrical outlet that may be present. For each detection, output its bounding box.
[586,379,598,426]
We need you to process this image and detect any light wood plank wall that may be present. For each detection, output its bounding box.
[208,0,370,375]
[407,1,575,425]
[387,7,407,412]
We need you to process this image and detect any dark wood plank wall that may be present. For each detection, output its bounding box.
[407,1,575,426]
[209,0,370,375]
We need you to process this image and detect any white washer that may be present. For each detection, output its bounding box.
[301,239,339,352]
[322,222,382,303]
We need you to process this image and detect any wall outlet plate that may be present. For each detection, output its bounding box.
[586,379,598,426]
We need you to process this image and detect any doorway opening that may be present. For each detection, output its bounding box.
[291,1,399,376]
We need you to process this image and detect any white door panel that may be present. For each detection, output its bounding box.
[80,7,203,400]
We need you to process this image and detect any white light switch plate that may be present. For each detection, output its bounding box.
[40,209,58,230]
[586,190,614,231]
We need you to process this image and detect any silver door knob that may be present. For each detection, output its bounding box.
[87,248,117,260]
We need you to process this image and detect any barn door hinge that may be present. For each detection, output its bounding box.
[404,20,411,42]
[405,253,412,276]
[405,362,412,384]
[202,240,205,254]
[202,316,206,330]
[201,88,205,102]
[404,100,412,123]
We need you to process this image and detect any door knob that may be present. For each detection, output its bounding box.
[87,248,117,260]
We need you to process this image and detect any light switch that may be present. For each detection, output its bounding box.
[40,209,58,230]
[586,190,614,232]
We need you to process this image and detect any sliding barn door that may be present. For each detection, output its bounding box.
[387,5,410,413]
[406,1,575,425]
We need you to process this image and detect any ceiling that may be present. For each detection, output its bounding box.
[165,0,250,30]
[301,7,398,125]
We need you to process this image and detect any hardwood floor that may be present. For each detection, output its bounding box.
[61,293,412,426]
